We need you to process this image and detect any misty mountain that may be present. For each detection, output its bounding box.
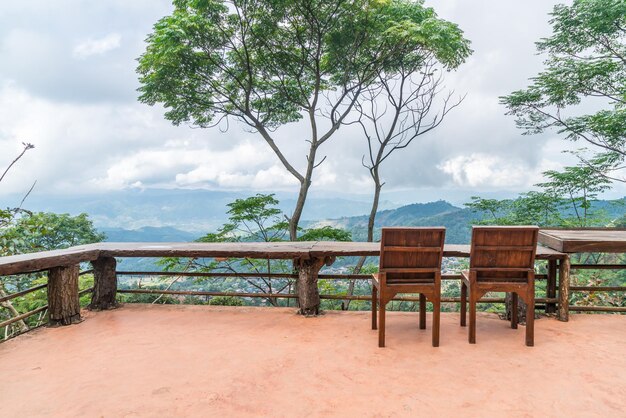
[101,226,201,242]
[14,188,397,232]
[308,201,477,244]
[309,198,626,245]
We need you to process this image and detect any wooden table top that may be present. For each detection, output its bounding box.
[538,228,626,253]
[0,241,566,276]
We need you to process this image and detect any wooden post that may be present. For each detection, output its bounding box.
[296,256,335,316]
[48,265,81,326]
[89,256,119,311]
[546,260,557,314]
[558,255,570,322]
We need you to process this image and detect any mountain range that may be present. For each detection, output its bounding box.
[101,197,626,246]
[12,188,396,232]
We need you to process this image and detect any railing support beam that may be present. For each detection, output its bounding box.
[558,255,570,322]
[296,256,335,316]
[89,256,118,311]
[546,260,557,314]
[48,265,81,326]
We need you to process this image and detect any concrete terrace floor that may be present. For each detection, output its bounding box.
[0,305,625,417]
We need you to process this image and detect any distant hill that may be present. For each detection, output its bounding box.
[309,198,626,244]
[99,226,202,271]
[15,188,397,232]
[309,200,477,243]
[100,226,201,242]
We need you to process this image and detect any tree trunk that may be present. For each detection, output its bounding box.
[296,256,335,316]
[48,265,81,326]
[89,256,119,311]
[342,179,382,310]
[288,157,315,241]
[289,142,320,311]
[366,181,382,242]
[558,256,570,322]
[505,292,528,324]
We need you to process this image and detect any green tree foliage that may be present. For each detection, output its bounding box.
[466,165,624,312]
[466,165,612,227]
[3,212,105,255]
[537,165,612,226]
[137,0,471,239]
[1,212,104,299]
[501,0,626,182]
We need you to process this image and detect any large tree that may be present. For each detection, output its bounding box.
[343,44,469,308]
[501,0,626,182]
[137,0,471,242]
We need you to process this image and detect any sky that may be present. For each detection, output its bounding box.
[0,0,624,208]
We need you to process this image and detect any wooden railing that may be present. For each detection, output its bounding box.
[114,270,558,306]
[568,263,626,313]
[1,239,624,340]
[538,229,626,313]
[0,269,94,332]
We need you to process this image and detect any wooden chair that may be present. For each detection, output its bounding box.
[372,227,445,347]
[460,226,539,346]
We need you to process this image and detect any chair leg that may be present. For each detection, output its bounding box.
[371,285,378,330]
[511,292,518,329]
[419,293,426,330]
[526,293,535,347]
[378,297,386,348]
[469,293,477,344]
[432,298,440,347]
[460,282,467,327]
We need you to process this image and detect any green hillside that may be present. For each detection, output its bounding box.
[311,198,625,245]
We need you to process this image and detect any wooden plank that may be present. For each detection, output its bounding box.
[0,305,48,329]
[118,287,559,305]
[538,230,564,252]
[474,245,536,251]
[0,241,567,278]
[0,283,47,303]
[381,268,440,273]
[98,242,315,259]
[0,247,100,276]
[570,306,626,313]
[570,264,626,270]
[558,256,571,322]
[539,228,626,253]
[546,260,557,314]
[570,286,626,292]
[382,246,442,252]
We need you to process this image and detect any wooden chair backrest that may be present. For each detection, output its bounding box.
[469,226,539,282]
[379,227,445,284]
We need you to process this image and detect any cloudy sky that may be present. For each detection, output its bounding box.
[1,0,624,207]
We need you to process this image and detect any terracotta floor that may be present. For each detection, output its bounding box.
[1,305,625,417]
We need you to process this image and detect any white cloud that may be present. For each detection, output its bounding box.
[72,33,122,59]
[91,140,298,191]
[1,0,625,210]
[438,153,533,188]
